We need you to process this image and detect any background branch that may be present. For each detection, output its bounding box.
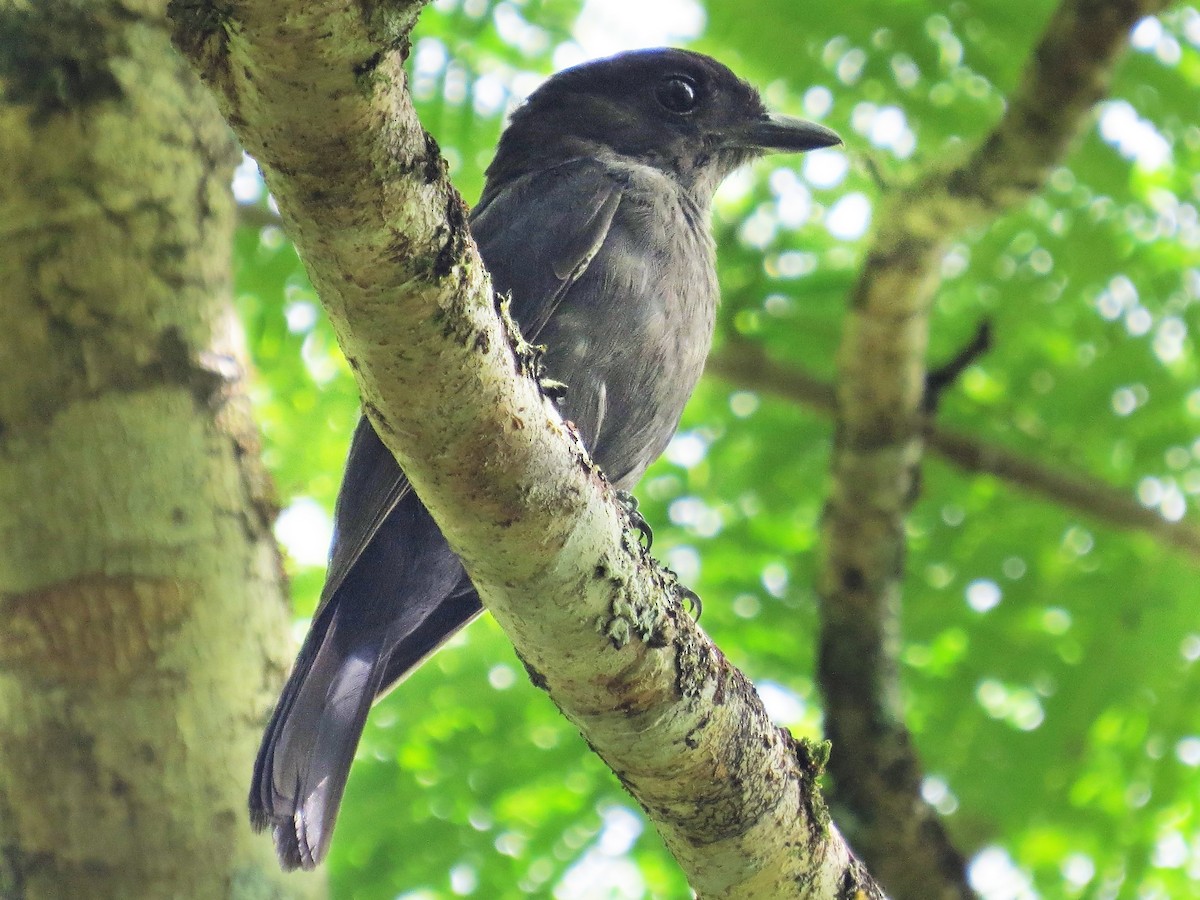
[814,1,1175,897]
[707,347,1200,562]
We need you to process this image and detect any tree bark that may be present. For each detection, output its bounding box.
[169,0,884,896]
[0,2,318,897]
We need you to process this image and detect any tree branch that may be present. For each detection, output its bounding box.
[815,1,1174,898]
[706,347,1200,562]
[170,1,882,895]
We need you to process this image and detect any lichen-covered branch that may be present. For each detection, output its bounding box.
[707,348,1200,562]
[170,1,882,895]
[815,1,1174,898]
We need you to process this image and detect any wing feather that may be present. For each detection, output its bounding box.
[319,159,624,604]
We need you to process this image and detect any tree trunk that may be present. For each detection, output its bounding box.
[0,3,319,897]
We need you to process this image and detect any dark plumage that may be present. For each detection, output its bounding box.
[250,47,840,870]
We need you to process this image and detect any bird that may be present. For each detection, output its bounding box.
[249,46,841,870]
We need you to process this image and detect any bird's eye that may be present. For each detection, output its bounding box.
[655,76,698,114]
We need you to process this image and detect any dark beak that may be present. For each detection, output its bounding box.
[726,113,842,154]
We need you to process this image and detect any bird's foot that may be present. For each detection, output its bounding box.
[616,490,653,549]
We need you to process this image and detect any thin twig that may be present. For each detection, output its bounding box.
[706,347,1200,561]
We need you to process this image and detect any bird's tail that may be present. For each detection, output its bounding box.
[248,498,484,870]
[249,590,484,869]
[249,597,390,870]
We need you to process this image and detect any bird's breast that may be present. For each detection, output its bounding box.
[542,179,718,488]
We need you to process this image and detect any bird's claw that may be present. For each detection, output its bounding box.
[677,585,702,620]
[616,489,653,549]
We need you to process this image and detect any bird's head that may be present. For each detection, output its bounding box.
[484,48,841,201]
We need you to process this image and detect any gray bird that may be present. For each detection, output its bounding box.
[250,47,840,870]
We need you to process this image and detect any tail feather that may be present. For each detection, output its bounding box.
[375,587,484,700]
[251,604,391,868]
[250,490,475,870]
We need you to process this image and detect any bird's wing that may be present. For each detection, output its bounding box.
[315,159,623,614]
[471,157,624,340]
[254,161,631,870]
[316,415,412,609]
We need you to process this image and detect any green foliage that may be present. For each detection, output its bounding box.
[234,0,1200,896]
